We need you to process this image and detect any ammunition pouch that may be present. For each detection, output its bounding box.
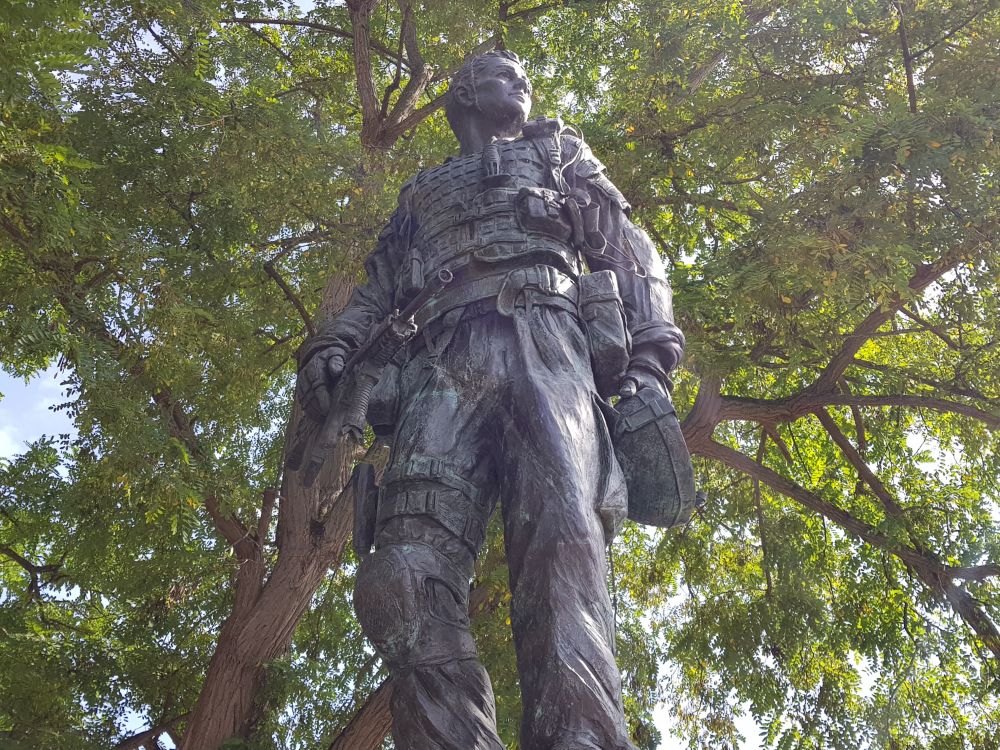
[578,271,630,399]
[612,387,696,528]
[378,458,494,554]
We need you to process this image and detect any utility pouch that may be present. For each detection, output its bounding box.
[352,462,379,558]
[366,357,401,440]
[515,186,573,242]
[578,270,630,398]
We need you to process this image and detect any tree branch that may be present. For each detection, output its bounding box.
[811,245,969,392]
[380,3,435,139]
[828,394,999,427]
[752,431,774,597]
[681,3,776,96]
[837,377,868,457]
[263,259,316,337]
[716,392,999,429]
[327,679,393,750]
[0,545,60,575]
[252,228,336,252]
[949,565,1000,582]
[910,9,983,61]
[113,714,189,750]
[142,21,188,69]
[0,214,32,249]
[257,488,278,543]
[892,1,919,113]
[241,24,296,65]
[381,92,447,143]
[698,439,1000,658]
[899,306,960,350]
[761,422,792,463]
[698,441,920,572]
[204,494,253,558]
[220,17,405,67]
[656,193,763,219]
[851,358,994,404]
[814,407,910,521]
[0,545,61,596]
[347,0,384,147]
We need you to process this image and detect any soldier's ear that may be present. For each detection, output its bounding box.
[451,82,475,109]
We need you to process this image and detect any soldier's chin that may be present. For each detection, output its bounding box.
[495,111,528,139]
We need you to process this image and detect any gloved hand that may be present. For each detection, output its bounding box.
[295,344,349,421]
[618,363,669,399]
[621,325,684,399]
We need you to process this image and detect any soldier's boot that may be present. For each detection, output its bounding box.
[354,517,504,750]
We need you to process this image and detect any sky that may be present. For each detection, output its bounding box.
[0,367,76,458]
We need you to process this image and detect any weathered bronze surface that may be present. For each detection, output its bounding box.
[293,51,690,750]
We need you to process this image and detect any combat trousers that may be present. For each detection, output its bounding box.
[353,296,637,750]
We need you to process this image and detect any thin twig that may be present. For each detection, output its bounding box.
[752,430,774,598]
[264,260,316,337]
[220,16,406,67]
[910,10,983,61]
[892,1,919,113]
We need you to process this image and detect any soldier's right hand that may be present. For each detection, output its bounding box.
[296,345,349,421]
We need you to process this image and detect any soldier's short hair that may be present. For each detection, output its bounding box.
[445,49,524,133]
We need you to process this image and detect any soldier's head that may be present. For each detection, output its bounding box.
[446,50,533,152]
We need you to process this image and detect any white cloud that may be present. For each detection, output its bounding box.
[0,368,76,459]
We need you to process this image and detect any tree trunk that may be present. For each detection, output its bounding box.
[328,680,393,750]
[181,291,358,749]
[182,555,347,748]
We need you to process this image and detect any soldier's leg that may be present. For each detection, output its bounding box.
[355,514,502,750]
[500,304,636,750]
[354,322,505,750]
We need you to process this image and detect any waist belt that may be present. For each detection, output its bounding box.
[414,264,578,328]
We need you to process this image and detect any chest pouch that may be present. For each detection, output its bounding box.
[578,270,631,399]
[515,186,573,243]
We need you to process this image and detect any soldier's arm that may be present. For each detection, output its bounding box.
[295,201,409,419]
[297,206,408,369]
[569,137,685,390]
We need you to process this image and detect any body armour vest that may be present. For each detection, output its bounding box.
[403,134,583,288]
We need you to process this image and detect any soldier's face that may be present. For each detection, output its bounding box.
[473,57,533,133]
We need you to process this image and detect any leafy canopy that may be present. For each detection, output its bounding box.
[0,1,997,749]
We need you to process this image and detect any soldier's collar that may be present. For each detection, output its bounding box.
[522,116,564,139]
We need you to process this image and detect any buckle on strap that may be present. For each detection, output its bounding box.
[383,455,483,505]
[496,265,577,317]
[496,268,527,316]
[620,390,677,433]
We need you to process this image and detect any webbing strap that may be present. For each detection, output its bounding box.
[383,455,483,504]
[413,266,578,329]
[620,391,677,433]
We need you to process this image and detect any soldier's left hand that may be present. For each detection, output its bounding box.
[619,365,669,399]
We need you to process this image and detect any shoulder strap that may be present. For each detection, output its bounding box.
[522,116,568,192]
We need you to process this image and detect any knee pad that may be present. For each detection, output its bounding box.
[354,543,477,669]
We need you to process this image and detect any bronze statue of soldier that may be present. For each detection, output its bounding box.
[293,50,692,750]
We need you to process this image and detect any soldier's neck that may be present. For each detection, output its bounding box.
[457,112,525,155]
[458,128,502,156]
